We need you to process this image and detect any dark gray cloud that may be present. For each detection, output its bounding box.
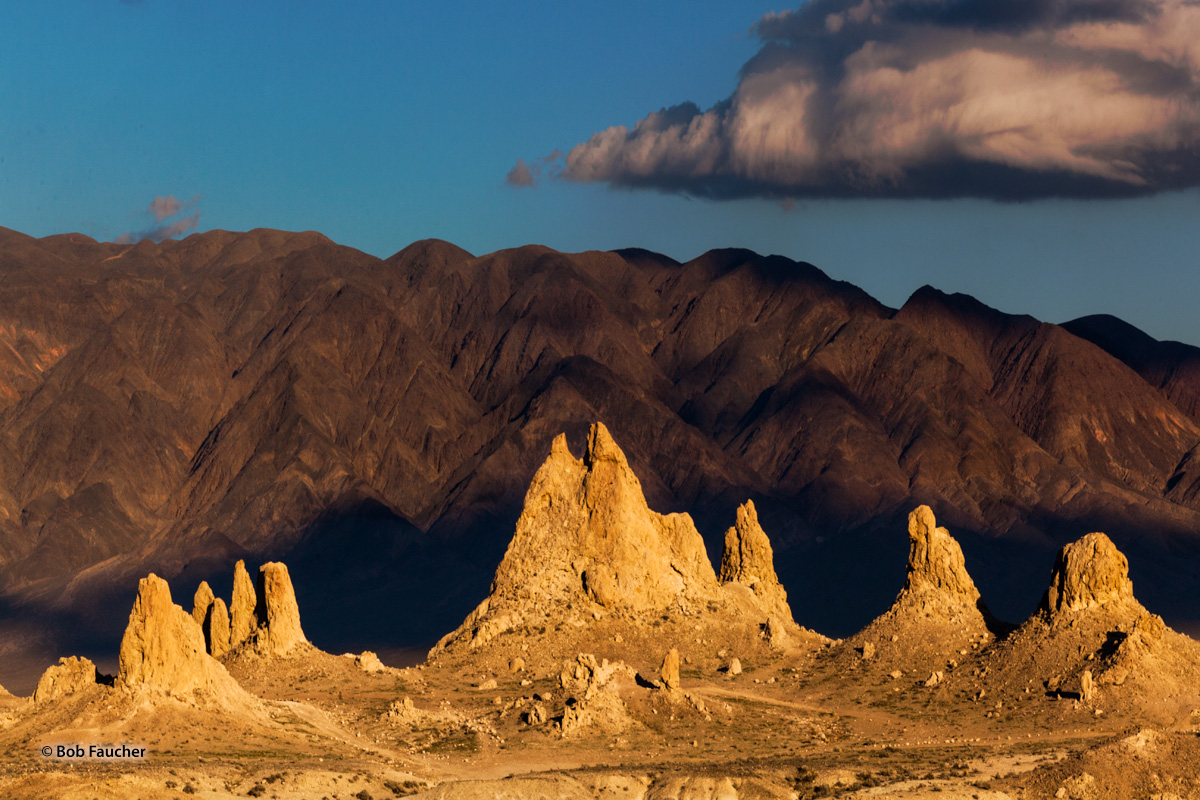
[557,0,1200,200]
[115,196,201,243]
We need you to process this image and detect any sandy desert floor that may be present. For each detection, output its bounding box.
[3,635,1196,800]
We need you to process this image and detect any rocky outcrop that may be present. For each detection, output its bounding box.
[900,506,987,612]
[498,423,717,613]
[718,501,793,622]
[206,597,231,658]
[660,649,681,692]
[252,562,308,656]
[115,573,247,702]
[838,507,994,672]
[433,423,726,653]
[557,653,640,738]
[33,656,99,703]
[1044,532,1136,617]
[230,559,257,648]
[192,581,215,628]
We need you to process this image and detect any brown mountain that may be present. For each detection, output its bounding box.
[1,225,1199,685]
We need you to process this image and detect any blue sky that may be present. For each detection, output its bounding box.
[2,1,1199,345]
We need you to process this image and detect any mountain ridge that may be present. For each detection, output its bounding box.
[0,226,1198,685]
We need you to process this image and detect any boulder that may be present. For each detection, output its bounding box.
[33,656,99,703]
[660,648,681,692]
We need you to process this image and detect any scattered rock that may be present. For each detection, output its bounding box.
[727,658,742,676]
[859,642,875,660]
[354,651,387,673]
[1045,532,1135,617]
[764,616,789,647]
[509,657,526,673]
[478,678,498,691]
[660,648,681,692]
[924,671,944,687]
[230,559,257,648]
[1081,669,1095,702]
[192,581,214,628]
[33,656,99,703]
[525,704,547,725]
[252,562,308,656]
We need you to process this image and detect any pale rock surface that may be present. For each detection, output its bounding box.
[660,648,681,692]
[230,559,257,648]
[838,506,994,673]
[252,562,308,656]
[718,500,792,622]
[557,653,640,738]
[764,616,789,647]
[432,423,726,653]
[1044,532,1135,617]
[33,656,98,703]
[206,597,231,658]
[1081,669,1095,702]
[353,651,386,673]
[115,573,249,704]
[727,658,742,676]
[192,581,214,627]
[900,505,988,613]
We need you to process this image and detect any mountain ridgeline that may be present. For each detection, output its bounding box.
[1,225,1199,669]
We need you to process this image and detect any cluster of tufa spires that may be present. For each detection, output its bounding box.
[28,559,309,705]
[191,560,307,659]
[20,420,1188,707]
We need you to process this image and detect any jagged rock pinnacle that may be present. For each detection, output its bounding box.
[902,505,984,604]
[116,574,218,695]
[206,597,231,658]
[489,421,716,615]
[718,500,792,622]
[192,581,215,628]
[230,559,257,648]
[253,562,309,656]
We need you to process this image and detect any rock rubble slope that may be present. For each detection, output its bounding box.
[963,531,1200,723]
[834,506,997,674]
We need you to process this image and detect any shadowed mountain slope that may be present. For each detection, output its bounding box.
[1,227,1200,691]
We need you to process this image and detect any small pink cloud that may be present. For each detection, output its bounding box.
[115,196,201,243]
